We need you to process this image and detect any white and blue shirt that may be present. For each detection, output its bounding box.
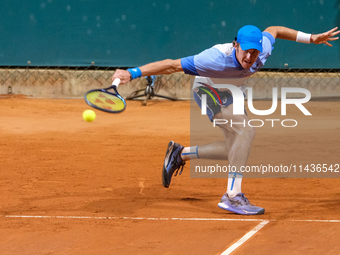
[181,32,275,91]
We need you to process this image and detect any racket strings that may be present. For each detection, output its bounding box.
[86,91,125,112]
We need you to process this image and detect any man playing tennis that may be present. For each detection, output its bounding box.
[112,25,339,215]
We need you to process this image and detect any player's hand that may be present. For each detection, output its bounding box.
[311,27,340,47]
[112,69,131,84]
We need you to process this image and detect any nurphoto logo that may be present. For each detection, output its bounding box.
[200,84,312,128]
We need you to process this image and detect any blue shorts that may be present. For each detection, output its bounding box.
[193,86,246,122]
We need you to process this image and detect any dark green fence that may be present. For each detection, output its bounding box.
[0,0,339,68]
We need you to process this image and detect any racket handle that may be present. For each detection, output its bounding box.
[112,78,121,87]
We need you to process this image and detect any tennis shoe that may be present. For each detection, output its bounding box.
[218,193,265,215]
[162,141,185,188]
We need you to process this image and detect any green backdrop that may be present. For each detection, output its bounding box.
[0,0,339,68]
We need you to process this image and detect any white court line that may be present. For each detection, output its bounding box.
[1,215,340,223]
[220,220,270,255]
[2,215,340,255]
[289,219,340,223]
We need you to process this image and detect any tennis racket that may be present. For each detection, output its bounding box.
[84,78,126,113]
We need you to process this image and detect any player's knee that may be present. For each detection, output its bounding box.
[241,126,256,140]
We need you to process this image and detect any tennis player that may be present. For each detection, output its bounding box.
[112,25,339,215]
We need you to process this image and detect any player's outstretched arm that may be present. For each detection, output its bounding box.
[264,26,340,46]
[112,59,183,84]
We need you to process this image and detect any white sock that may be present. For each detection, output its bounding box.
[227,172,243,198]
[181,146,199,161]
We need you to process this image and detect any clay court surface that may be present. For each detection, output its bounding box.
[0,97,339,254]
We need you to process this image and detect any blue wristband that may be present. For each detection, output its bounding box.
[127,67,142,80]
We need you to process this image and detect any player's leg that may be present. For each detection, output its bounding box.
[162,85,233,188]
[213,103,264,215]
[164,97,264,214]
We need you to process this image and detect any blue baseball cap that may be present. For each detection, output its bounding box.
[236,25,263,52]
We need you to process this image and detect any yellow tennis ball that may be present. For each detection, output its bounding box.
[83,109,96,122]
